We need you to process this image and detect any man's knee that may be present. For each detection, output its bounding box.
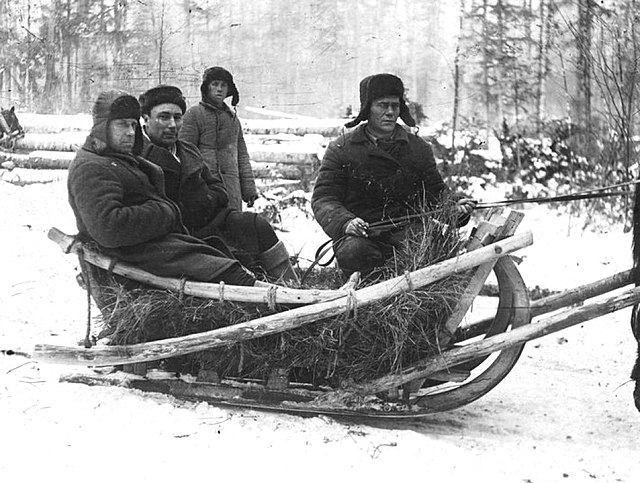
[334,236,385,273]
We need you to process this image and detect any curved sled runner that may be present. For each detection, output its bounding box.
[20,210,640,419]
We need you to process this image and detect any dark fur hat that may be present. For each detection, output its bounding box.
[200,66,239,106]
[345,73,415,128]
[90,89,143,155]
[139,85,187,115]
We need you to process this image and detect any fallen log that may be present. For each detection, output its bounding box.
[1,150,75,170]
[14,132,86,152]
[0,167,67,185]
[32,231,533,366]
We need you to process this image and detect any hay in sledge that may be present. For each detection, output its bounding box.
[98,202,472,384]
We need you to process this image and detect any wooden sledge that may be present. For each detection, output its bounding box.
[16,211,640,418]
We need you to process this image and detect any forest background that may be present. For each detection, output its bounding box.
[1,0,639,223]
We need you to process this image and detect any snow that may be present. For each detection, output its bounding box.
[2,175,640,483]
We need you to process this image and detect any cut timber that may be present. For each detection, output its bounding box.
[15,132,86,152]
[33,230,533,367]
[2,150,75,170]
[0,167,66,186]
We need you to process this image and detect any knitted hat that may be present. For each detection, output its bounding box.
[89,89,143,155]
[200,66,239,106]
[139,85,187,115]
[344,73,415,128]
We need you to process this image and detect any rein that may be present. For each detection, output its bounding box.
[300,181,638,284]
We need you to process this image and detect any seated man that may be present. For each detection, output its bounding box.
[138,84,298,284]
[311,73,475,276]
[67,89,255,286]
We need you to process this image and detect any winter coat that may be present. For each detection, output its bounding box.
[179,99,257,210]
[140,137,231,233]
[311,123,448,240]
[68,137,239,283]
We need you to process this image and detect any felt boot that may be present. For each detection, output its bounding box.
[259,240,300,286]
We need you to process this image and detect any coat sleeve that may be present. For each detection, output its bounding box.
[416,138,471,227]
[311,142,357,240]
[69,161,179,248]
[179,108,201,147]
[201,161,230,210]
[236,126,257,201]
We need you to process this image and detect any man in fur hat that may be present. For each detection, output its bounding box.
[67,89,257,286]
[139,85,299,284]
[312,73,475,276]
[179,66,257,211]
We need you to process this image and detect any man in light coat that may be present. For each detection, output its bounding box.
[179,66,257,211]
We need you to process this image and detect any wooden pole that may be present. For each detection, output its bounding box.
[353,285,640,395]
[456,269,635,341]
[32,231,533,367]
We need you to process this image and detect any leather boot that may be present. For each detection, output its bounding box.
[259,240,300,286]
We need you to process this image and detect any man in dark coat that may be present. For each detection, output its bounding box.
[311,73,475,275]
[138,85,299,284]
[67,89,255,286]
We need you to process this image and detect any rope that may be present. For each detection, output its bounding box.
[77,249,93,349]
[267,285,278,311]
[304,181,638,281]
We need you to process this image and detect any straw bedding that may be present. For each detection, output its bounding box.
[96,204,471,385]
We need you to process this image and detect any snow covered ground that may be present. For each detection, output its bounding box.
[1,176,640,483]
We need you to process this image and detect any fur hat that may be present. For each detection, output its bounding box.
[345,73,415,128]
[89,89,143,155]
[139,85,187,115]
[200,66,239,106]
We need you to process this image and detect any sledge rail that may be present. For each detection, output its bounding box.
[48,227,353,306]
[34,230,534,367]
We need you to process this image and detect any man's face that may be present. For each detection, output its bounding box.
[143,103,183,148]
[107,118,138,154]
[207,80,229,105]
[367,96,401,138]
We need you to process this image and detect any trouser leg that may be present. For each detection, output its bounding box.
[333,235,388,276]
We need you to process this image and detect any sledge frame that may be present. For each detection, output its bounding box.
[26,210,640,418]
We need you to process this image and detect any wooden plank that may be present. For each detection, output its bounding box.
[32,231,534,367]
[439,210,524,344]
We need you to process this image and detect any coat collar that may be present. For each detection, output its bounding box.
[199,98,234,116]
[349,123,409,145]
[141,137,203,180]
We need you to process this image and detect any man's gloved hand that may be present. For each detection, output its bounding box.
[345,217,370,237]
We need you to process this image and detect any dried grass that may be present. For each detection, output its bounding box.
[100,200,470,384]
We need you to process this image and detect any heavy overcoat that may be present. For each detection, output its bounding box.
[311,124,448,240]
[140,137,230,233]
[68,140,238,282]
[179,100,257,210]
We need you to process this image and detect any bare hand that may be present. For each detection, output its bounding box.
[345,217,369,237]
[246,195,259,208]
[456,198,477,215]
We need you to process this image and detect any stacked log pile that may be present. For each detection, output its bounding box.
[1,113,335,187]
